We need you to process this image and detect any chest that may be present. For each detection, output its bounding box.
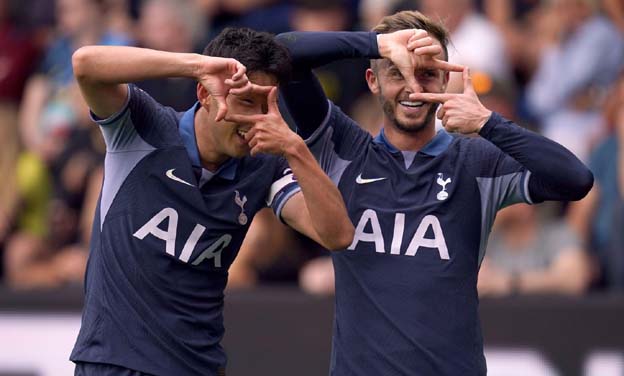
[337,148,482,265]
[110,150,273,270]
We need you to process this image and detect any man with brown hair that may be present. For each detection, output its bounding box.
[276,10,593,375]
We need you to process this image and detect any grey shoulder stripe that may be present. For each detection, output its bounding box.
[475,172,527,265]
[100,123,156,229]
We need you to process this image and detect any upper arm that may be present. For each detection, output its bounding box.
[72,48,129,119]
[280,69,329,139]
[76,80,129,120]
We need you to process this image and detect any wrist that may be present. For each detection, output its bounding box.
[376,34,390,59]
[283,134,306,159]
[476,110,493,133]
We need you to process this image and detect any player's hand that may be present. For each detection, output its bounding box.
[409,67,492,134]
[405,30,464,73]
[224,86,302,157]
[378,29,463,92]
[197,56,251,122]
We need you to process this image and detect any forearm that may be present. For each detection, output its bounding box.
[277,32,379,139]
[479,112,594,202]
[276,31,379,69]
[284,140,354,250]
[72,46,204,84]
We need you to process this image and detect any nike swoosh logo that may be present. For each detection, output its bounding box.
[165,169,194,187]
[356,173,387,184]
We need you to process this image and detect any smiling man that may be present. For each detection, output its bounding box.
[277,10,593,375]
[68,28,353,376]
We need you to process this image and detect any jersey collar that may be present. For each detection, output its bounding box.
[179,102,238,181]
[373,128,453,156]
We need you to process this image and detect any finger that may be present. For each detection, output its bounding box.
[411,45,442,57]
[230,82,272,96]
[225,75,249,89]
[232,62,247,81]
[463,67,474,94]
[214,96,227,122]
[224,112,262,124]
[407,36,433,51]
[244,127,259,142]
[431,60,465,73]
[408,92,456,103]
[437,106,445,120]
[247,133,259,149]
[407,29,428,43]
[229,81,253,96]
[266,87,279,114]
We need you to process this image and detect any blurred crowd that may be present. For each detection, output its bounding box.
[0,0,623,297]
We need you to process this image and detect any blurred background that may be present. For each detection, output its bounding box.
[0,0,623,375]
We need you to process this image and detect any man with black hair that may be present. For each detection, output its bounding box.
[277,10,593,375]
[69,27,354,376]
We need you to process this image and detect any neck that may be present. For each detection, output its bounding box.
[382,121,437,152]
[194,108,230,172]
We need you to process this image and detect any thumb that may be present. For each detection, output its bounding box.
[214,96,227,122]
[267,87,279,114]
[463,67,475,95]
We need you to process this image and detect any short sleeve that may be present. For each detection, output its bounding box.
[265,158,301,221]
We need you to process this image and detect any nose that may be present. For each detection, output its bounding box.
[405,80,423,94]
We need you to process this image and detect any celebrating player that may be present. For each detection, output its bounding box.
[69,28,354,376]
[276,11,593,375]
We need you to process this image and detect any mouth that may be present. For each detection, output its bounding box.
[398,100,425,108]
[237,129,249,138]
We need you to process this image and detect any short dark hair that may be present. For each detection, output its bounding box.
[373,10,450,62]
[203,27,292,84]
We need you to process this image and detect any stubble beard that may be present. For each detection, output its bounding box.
[381,99,439,134]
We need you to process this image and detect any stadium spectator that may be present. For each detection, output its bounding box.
[0,0,41,280]
[0,0,40,105]
[478,204,593,296]
[525,0,624,162]
[18,0,133,159]
[418,0,512,94]
[3,89,103,289]
[568,73,624,289]
[135,0,203,110]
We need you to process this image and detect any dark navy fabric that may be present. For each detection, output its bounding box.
[70,85,299,376]
[277,29,592,376]
[307,104,528,375]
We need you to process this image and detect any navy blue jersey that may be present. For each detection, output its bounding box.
[70,85,300,375]
[308,103,531,375]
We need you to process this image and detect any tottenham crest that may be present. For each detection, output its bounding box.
[234,190,248,225]
[436,173,451,201]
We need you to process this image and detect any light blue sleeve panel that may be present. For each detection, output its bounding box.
[305,101,371,185]
[92,85,158,228]
[471,139,532,265]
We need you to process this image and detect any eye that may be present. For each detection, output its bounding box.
[237,97,254,106]
[388,69,404,80]
[417,70,438,80]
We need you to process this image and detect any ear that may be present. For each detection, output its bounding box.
[197,83,212,110]
[365,68,380,95]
